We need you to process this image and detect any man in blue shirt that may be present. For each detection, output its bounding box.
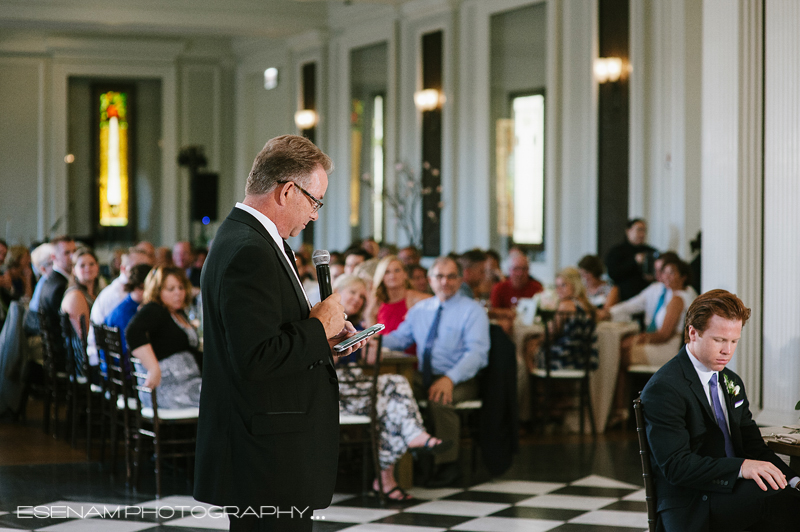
[383,256,490,486]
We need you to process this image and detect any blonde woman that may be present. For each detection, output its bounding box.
[525,267,597,372]
[125,266,201,409]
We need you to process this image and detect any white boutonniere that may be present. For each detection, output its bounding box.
[722,374,740,397]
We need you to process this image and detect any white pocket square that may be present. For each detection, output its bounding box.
[735,399,744,408]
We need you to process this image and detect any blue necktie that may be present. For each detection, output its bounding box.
[709,373,735,458]
[647,286,667,332]
[422,304,444,390]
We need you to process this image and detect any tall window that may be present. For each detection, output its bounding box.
[497,92,545,247]
[371,95,385,241]
[98,91,130,227]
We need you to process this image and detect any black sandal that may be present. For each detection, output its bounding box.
[411,436,454,457]
[375,486,414,501]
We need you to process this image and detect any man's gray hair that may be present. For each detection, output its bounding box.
[430,256,462,277]
[245,135,333,196]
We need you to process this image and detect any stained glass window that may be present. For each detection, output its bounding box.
[98,91,129,227]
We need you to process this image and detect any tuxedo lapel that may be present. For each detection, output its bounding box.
[227,208,309,313]
[677,349,716,423]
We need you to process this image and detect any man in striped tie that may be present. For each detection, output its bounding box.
[382,256,490,487]
[641,289,799,531]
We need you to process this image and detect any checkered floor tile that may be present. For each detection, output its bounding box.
[0,476,648,531]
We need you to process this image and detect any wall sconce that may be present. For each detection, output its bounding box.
[414,89,445,111]
[264,67,279,90]
[294,109,318,129]
[594,57,623,83]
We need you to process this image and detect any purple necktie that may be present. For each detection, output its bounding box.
[709,373,735,458]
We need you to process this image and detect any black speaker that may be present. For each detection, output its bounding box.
[191,172,218,222]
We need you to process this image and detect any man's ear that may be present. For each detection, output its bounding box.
[687,325,698,342]
[275,182,292,207]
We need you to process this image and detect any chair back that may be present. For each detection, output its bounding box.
[59,312,88,380]
[95,324,128,398]
[633,396,657,532]
[336,335,384,504]
[38,310,58,381]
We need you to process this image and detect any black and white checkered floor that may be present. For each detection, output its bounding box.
[0,475,649,532]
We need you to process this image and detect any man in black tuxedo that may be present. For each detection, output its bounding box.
[641,289,800,532]
[194,135,366,532]
[38,236,76,370]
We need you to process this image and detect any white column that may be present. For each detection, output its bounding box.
[760,0,800,426]
[700,0,764,402]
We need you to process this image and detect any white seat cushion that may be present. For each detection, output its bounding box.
[454,399,482,410]
[141,407,199,420]
[339,414,370,425]
[531,368,586,379]
[116,396,139,410]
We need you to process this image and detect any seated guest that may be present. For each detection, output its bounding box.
[344,248,371,275]
[489,252,544,325]
[134,241,156,262]
[361,237,380,259]
[382,256,490,487]
[641,290,799,531]
[60,247,100,341]
[39,238,77,364]
[525,267,597,372]
[577,254,613,308]
[104,263,152,360]
[3,245,34,303]
[329,252,345,285]
[408,264,431,294]
[604,218,658,302]
[457,248,487,299]
[475,249,503,301]
[0,239,7,264]
[24,242,54,335]
[334,274,449,500]
[154,246,172,267]
[609,255,696,425]
[366,255,430,338]
[125,266,202,409]
[173,241,201,287]
[397,246,421,267]
[87,247,154,366]
[353,257,379,293]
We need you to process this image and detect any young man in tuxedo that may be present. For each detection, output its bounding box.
[194,135,366,532]
[641,289,799,532]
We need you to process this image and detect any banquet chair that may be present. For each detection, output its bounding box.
[530,312,597,435]
[633,396,658,532]
[93,323,135,479]
[337,335,384,505]
[38,310,70,437]
[59,312,103,456]
[130,355,199,499]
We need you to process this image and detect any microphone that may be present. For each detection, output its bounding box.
[312,249,332,301]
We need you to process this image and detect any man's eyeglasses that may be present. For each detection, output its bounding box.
[279,181,324,213]
[432,274,460,282]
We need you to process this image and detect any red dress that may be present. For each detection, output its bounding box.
[377,298,417,354]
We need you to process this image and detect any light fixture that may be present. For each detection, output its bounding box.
[294,109,318,129]
[593,57,623,83]
[264,67,278,90]
[414,89,445,111]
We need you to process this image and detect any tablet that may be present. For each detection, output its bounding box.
[333,323,385,352]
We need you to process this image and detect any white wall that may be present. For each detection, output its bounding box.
[0,56,47,244]
[0,32,233,247]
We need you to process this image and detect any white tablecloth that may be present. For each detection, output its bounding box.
[511,319,639,432]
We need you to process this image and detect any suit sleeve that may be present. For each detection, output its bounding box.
[733,375,798,479]
[218,242,328,382]
[605,245,639,285]
[642,376,744,493]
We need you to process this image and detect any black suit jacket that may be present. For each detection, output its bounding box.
[194,207,338,511]
[605,240,657,302]
[39,270,69,368]
[641,347,796,531]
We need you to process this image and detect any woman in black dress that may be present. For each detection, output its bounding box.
[126,266,201,409]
